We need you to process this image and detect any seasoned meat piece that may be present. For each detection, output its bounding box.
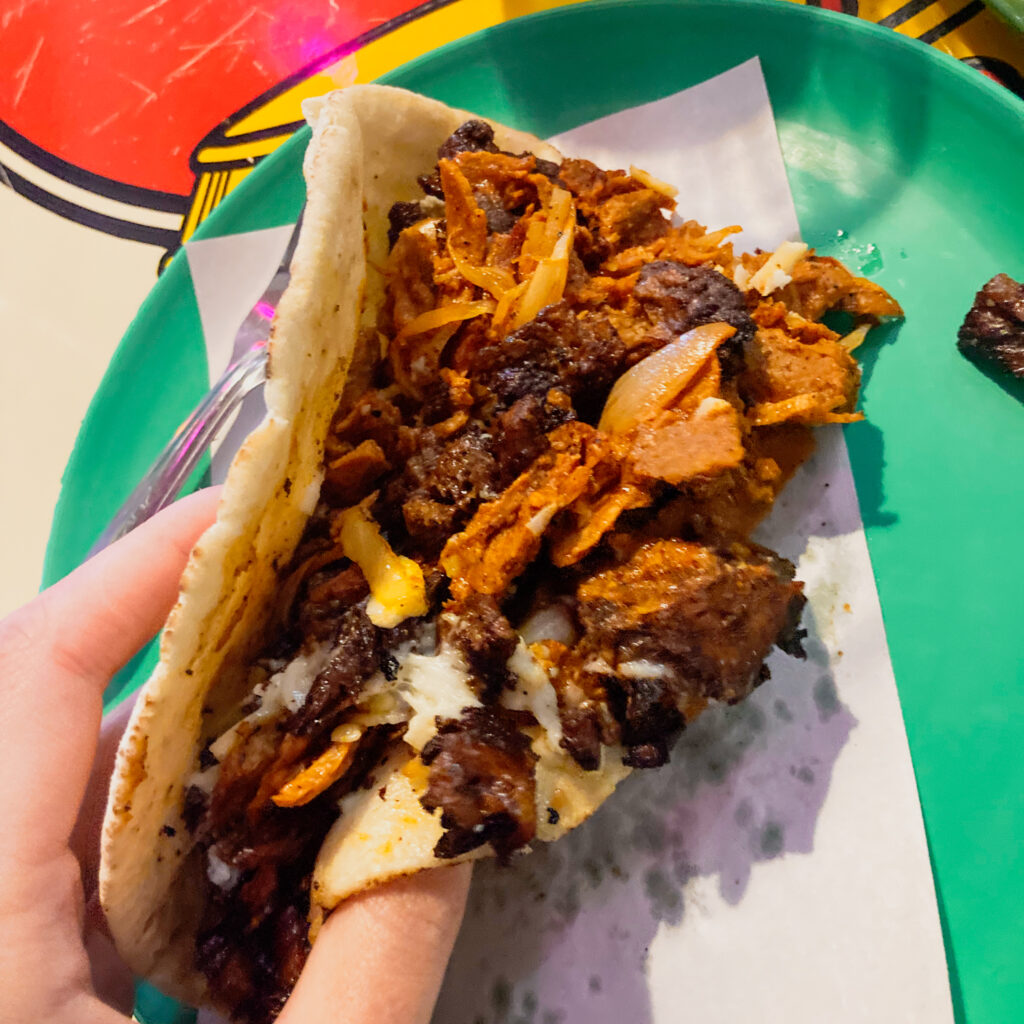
[441,422,618,598]
[557,158,609,209]
[273,904,309,993]
[196,805,329,1024]
[438,119,500,162]
[199,726,399,1021]
[634,260,755,371]
[385,426,499,555]
[450,150,547,215]
[576,540,805,763]
[492,392,575,485]
[529,641,620,772]
[419,119,501,197]
[607,675,684,769]
[558,158,657,216]
[298,563,370,643]
[739,327,861,425]
[421,706,538,861]
[329,392,404,457]
[474,186,518,234]
[595,189,670,250]
[471,301,625,421]
[290,605,380,736]
[322,439,390,507]
[629,399,744,486]
[775,255,903,321]
[205,726,301,837]
[197,930,255,1015]
[384,223,438,337]
[440,593,518,698]
[387,200,426,249]
[645,423,816,544]
[559,706,604,771]
[957,273,1024,379]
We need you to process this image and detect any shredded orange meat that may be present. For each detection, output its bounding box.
[740,326,861,426]
[631,399,745,484]
[441,422,618,597]
[271,741,358,808]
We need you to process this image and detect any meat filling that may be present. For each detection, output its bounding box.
[421,706,538,861]
[187,119,898,1023]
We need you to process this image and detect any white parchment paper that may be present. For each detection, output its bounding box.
[188,59,952,1024]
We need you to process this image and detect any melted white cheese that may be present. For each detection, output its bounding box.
[397,647,480,751]
[519,603,577,647]
[208,642,332,761]
[735,240,808,296]
[206,849,241,891]
[503,641,564,746]
[617,659,676,680]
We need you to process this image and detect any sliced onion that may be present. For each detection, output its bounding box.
[629,164,679,199]
[838,323,870,351]
[450,252,517,299]
[598,322,736,435]
[509,187,576,329]
[393,299,495,343]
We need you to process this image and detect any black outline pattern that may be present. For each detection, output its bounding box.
[0,120,187,213]
[0,0,1014,251]
[806,0,861,19]
[961,54,1024,100]
[188,0,458,165]
[0,162,181,247]
[918,0,985,42]
[879,0,937,28]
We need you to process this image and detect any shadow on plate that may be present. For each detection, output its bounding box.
[433,602,854,1024]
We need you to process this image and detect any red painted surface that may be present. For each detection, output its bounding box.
[0,0,422,195]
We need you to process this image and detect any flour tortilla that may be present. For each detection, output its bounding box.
[100,85,632,1007]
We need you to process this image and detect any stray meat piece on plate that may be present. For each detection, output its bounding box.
[957,273,1024,380]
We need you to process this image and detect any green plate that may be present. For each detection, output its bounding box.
[45,2,1024,1021]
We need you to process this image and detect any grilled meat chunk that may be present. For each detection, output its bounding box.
[387,200,427,249]
[421,706,538,861]
[471,301,625,421]
[440,593,518,699]
[957,273,1024,380]
[385,426,500,556]
[633,260,755,371]
[576,540,805,764]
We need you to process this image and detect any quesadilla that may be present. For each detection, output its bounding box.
[100,84,901,1023]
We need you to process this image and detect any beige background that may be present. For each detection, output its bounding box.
[0,189,158,617]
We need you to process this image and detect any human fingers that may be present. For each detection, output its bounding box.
[277,863,472,1024]
[0,488,220,867]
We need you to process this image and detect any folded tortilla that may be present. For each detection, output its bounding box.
[99,84,898,1015]
[98,85,624,1007]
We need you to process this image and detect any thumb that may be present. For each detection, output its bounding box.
[278,864,471,1024]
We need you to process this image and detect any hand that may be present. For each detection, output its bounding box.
[0,490,470,1024]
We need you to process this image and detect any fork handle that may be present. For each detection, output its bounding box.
[87,344,267,557]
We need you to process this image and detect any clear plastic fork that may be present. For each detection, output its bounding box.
[87,212,304,557]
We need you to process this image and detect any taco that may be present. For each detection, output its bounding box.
[99,84,901,1023]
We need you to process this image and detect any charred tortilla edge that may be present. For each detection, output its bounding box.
[99,84,626,1005]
